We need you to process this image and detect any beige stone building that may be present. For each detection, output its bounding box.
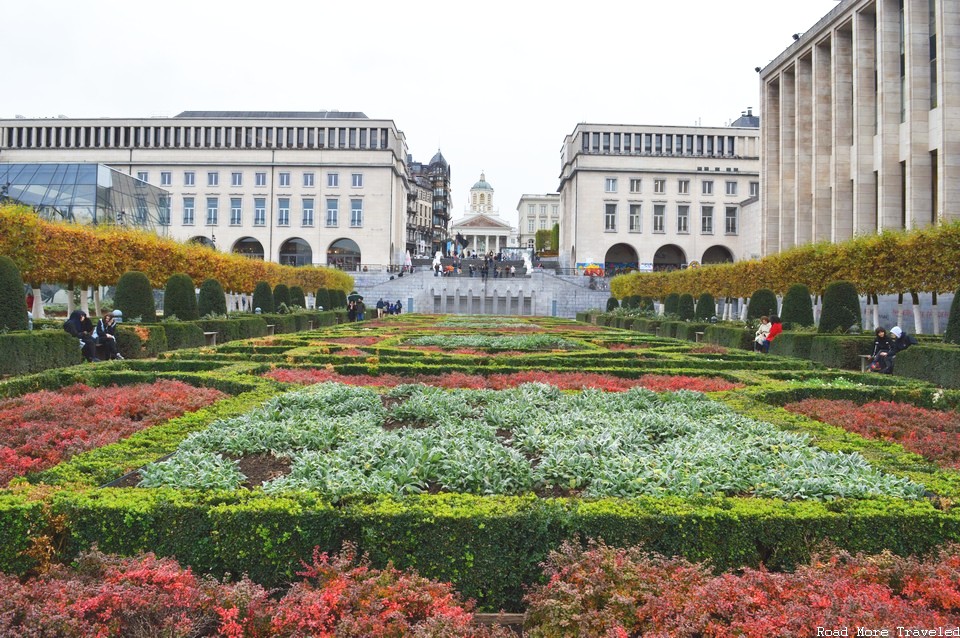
[557,122,761,274]
[0,111,412,270]
[517,193,560,251]
[760,0,959,255]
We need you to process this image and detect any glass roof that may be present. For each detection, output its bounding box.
[0,163,170,232]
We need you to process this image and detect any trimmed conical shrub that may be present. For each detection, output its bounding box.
[0,255,28,331]
[818,280,862,333]
[663,293,680,316]
[678,294,695,321]
[943,288,960,344]
[163,273,198,321]
[621,296,637,310]
[273,284,290,308]
[198,278,227,317]
[333,290,347,309]
[252,281,275,314]
[695,293,716,321]
[115,271,156,323]
[780,283,815,329]
[315,288,331,311]
[747,288,778,321]
[640,297,656,313]
[606,296,620,312]
[289,286,306,308]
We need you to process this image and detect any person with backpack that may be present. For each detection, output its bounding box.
[883,326,918,374]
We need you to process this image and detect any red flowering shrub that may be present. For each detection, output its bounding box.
[0,380,226,487]
[524,542,960,636]
[320,336,382,346]
[270,543,508,637]
[0,546,508,637]
[263,368,742,393]
[689,344,729,355]
[784,399,960,468]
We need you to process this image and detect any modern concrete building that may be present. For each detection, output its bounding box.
[760,0,959,256]
[0,111,413,269]
[450,172,516,255]
[557,121,761,275]
[517,193,560,251]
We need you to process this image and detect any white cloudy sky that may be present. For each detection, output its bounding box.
[3,0,838,228]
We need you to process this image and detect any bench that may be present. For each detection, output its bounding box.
[859,354,872,373]
[694,331,705,343]
[203,331,218,347]
[266,324,276,336]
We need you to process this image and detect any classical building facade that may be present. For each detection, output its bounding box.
[0,111,412,269]
[557,121,761,274]
[516,193,560,250]
[450,172,515,255]
[760,0,959,255]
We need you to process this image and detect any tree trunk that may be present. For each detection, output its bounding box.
[911,291,923,334]
[66,285,75,316]
[932,292,940,335]
[739,298,749,322]
[31,287,44,319]
[93,288,101,318]
[872,294,879,331]
[897,293,904,327]
[80,287,90,315]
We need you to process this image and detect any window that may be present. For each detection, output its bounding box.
[302,198,314,226]
[160,171,171,186]
[207,172,219,187]
[653,204,665,233]
[677,205,689,233]
[527,204,535,215]
[230,198,242,225]
[205,197,218,225]
[929,0,937,109]
[303,172,315,187]
[182,197,195,224]
[701,206,714,234]
[552,204,559,217]
[328,173,339,187]
[539,218,547,230]
[528,219,535,232]
[277,198,290,226]
[629,178,642,193]
[629,204,641,232]
[231,172,243,187]
[654,179,666,194]
[350,199,363,227]
[678,179,690,195]
[279,172,290,187]
[352,173,363,188]
[326,199,338,226]
[604,203,617,231]
[137,171,148,182]
[254,198,265,226]
[184,171,195,187]
[725,181,737,196]
[158,196,170,225]
[725,207,738,234]
[255,172,267,187]
[702,180,714,195]
[750,181,760,197]
[605,177,617,193]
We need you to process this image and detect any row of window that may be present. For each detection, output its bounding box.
[158,196,364,228]
[605,177,759,197]
[3,124,391,152]
[139,170,364,189]
[603,204,739,235]
[582,131,741,157]
[525,203,560,216]
[527,218,559,232]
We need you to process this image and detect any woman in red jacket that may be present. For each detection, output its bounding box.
[762,315,782,354]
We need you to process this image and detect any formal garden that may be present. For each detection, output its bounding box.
[2,202,960,634]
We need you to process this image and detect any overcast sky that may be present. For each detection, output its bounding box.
[3,0,838,228]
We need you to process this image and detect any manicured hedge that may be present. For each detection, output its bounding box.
[0,492,950,612]
[675,322,709,342]
[116,324,167,359]
[0,330,82,374]
[768,332,816,359]
[809,335,874,370]
[162,322,206,350]
[704,325,754,350]
[196,316,269,344]
[894,344,960,388]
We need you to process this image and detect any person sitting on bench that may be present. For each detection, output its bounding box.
[63,310,99,362]
[96,310,123,360]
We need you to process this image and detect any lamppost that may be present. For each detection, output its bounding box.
[210,233,216,250]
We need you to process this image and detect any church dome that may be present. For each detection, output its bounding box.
[471,172,493,191]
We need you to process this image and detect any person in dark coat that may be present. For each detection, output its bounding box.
[64,310,99,362]
[869,326,892,371]
[883,326,918,373]
[96,310,123,360]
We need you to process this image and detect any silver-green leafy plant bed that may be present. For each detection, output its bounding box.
[139,382,924,501]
